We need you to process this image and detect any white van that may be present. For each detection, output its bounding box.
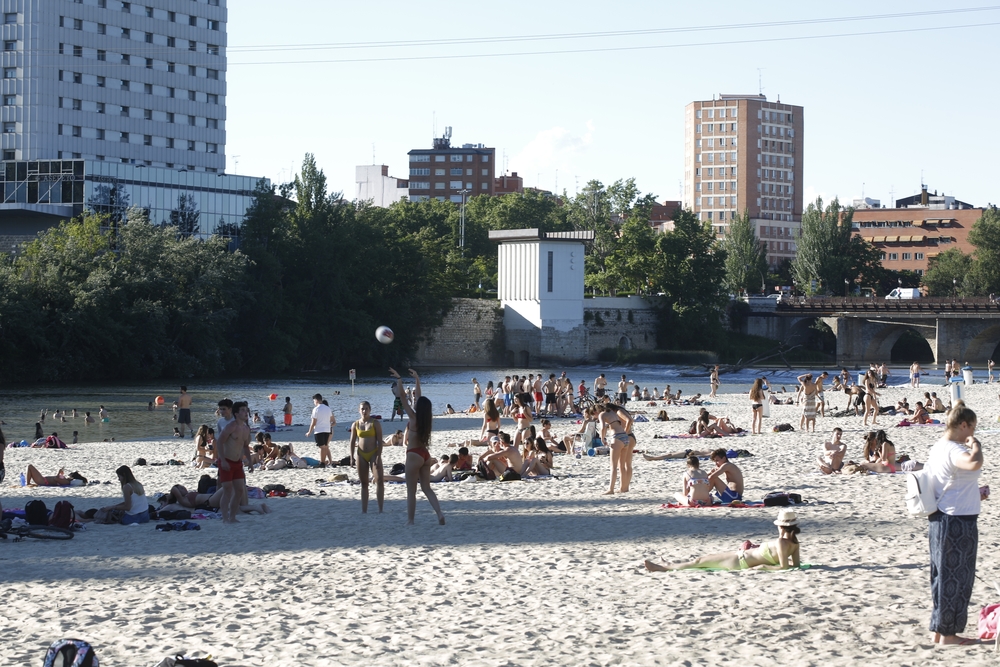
[885,287,921,300]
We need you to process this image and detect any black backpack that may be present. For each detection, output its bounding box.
[197,474,216,494]
[25,500,48,525]
[42,639,98,667]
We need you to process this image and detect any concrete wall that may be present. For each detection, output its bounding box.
[412,299,505,366]
[0,234,36,252]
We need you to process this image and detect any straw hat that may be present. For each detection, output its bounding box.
[774,509,799,526]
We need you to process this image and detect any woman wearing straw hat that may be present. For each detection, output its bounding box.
[644,510,801,571]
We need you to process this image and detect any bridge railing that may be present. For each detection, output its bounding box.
[775,296,1000,313]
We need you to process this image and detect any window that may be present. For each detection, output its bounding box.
[4,13,17,23]
[121,79,129,89]
[122,2,130,11]
[412,155,430,162]
[187,140,195,151]
[144,83,152,94]
[410,168,430,176]
[167,138,174,148]
[481,183,488,190]
[72,98,82,110]
[122,54,130,64]
[143,134,152,146]
[466,155,474,162]
[189,15,198,27]
[167,62,175,73]
[434,156,445,162]
[2,95,14,105]
[167,112,174,123]
[189,65,197,76]
[72,126,82,137]
[547,251,553,292]
[3,150,14,160]
[902,253,912,260]
[207,118,218,129]
[207,44,219,56]
[97,102,105,113]
[188,115,196,126]
[5,67,17,78]
[207,94,218,104]
[97,23,106,34]
[916,252,925,260]
[145,6,153,17]
[189,40,197,52]
[98,50,106,61]
[482,155,489,162]
[96,129,104,140]
[167,37,175,47]
[97,76,105,87]
[74,19,83,30]
[434,182,445,189]
[145,32,153,44]
[145,58,153,69]
[3,122,15,133]
[449,181,462,189]
[122,28,130,38]
[409,181,429,189]
[144,108,152,120]
[450,155,463,162]
[3,41,15,51]
[168,11,175,22]
[188,90,196,101]
[434,168,445,176]
[121,105,129,116]
[206,69,218,80]
[208,20,219,31]
[450,168,463,176]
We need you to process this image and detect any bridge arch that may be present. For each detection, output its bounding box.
[963,325,1000,363]
[865,324,936,363]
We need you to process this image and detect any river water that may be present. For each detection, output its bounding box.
[0,364,960,445]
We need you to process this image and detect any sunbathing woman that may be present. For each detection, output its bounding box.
[599,403,633,495]
[349,401,384,514]
[682,456,713,506]
[25,464,86,487]
[159,484,271,515]
[390,367,445,525]
[643,448,717,461]
[860,431,923,473]
[449,398,501,448]
[645,510,802,571]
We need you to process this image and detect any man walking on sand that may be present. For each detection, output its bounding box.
[215,401,251,524]
[306,393,334,467]
[177,386,193,438]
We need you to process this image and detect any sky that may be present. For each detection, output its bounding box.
[224,1,1000,208]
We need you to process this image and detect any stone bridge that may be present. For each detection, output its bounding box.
[744,297,1000,365]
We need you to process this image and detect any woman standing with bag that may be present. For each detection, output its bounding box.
[925,402,984,645]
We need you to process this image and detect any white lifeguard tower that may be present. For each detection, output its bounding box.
[489,229,594,366]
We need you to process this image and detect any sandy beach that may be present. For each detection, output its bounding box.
[3,381,1000,666]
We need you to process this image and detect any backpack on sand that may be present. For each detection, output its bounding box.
[49,501,75,529]
[42,639,98,667]
[25,500,48,525]
[905,468,938,517]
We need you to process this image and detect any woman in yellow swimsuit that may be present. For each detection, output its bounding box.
[644,510,802,571]
[349,401,385,514]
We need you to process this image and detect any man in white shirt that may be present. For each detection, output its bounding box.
[306,393,334,468]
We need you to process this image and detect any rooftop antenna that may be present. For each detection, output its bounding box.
[555,169,558,194]
[889,185,895,208]
[757,68,765,96]
[232,155,240,173]
[862,182,865,199]
[575,175,579,195]
[432,111,436,140]
[372,143,376,165]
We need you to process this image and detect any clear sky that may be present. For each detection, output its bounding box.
[224,1,1000,208]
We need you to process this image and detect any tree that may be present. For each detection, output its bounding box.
[792,197,882,295]
[170,193,201,238]
[722,209,767,295]
[967,207,1000,295]
[923,248,974,297]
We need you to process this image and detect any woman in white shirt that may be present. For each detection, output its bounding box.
[101,465,149,525]
[924,402,983,645]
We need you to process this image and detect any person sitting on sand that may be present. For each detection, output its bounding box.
[707,448,744,503]
[538,419,559,449]
[455,447,474,471]
[645,510,802,572]
[481,431,524,479]
[158,484,271,515]
[562,407,599,453]
[99,465,150,525]
[682,456,713,506]
[25,464,86,487]
[859,431,923,473]
[819,427,848,474]
[912,401,932,424]
[192,425,215,468]
[643,448,717,461]
[522,437,553,477]
[931,393,946,413]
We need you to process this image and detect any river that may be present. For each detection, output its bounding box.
[0,363,961,444]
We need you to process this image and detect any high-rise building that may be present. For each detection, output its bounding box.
[0,1,264,243]
[408,127,495,203]
[683,94,804,266]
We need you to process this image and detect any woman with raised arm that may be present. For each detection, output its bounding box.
[349,401,385,514]
[390,367,445,525]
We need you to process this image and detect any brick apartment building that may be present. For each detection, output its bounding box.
[494,171,523,196]
[851,187,982,276]
[683,94,804,267]
[407,127,495,203]
[649,200,681,233]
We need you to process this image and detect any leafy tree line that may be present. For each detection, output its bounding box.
[923,207,1000,297]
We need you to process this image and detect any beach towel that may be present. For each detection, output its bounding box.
[660,501,764,509]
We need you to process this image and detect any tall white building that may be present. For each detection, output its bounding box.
[2,0,227,169]
[355,165,408,207]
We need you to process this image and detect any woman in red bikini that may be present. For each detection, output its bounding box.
[390,367,445,525]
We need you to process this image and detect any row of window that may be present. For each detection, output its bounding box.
[57,43,220,78]
[883,252,926,261]
[760,124,794,138]
[47,150,215,172]
[53,70,221,104]
[695,123,737,134]
[52,124,218,153]
[54,97,220,129]
[758,183,793,195]
[695,181,737,192]
[757,139,794,152]
[757,168,793,181]
[759,154,794,167]
[409,182,489,191]
[695,107,738,119]
[761,226,793,238]
[409,167,489,177]
[696,137,737,148]
[695,152,737,163]
[695,196,738,207]
[766,241,795,252]
[760,197,792,210]
[61,0,220,11]
[411,154,489,163]
[694,167,737,177]
[59,12,220,34]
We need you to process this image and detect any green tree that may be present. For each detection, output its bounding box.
[923,248,975,297]
[722,209,767,295]
[170,192,201,237]
[967,207,1000,295]
[792,197,882,294]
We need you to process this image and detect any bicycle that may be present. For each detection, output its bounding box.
[0,520,74,542]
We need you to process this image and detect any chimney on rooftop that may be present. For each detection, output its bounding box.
[921,186,928,206]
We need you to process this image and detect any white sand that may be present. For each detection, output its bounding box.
[2,382,1000,665]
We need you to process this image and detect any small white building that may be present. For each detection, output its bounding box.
[355,165,408,207]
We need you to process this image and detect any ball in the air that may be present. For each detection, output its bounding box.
[375,326,394,344]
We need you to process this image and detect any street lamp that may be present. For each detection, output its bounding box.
[458,188,470,251]
[953,277,958,302]
[844,278,849,298]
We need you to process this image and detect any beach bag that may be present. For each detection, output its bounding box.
[262,484,286,494]
[158,510,192,521]
[390,463,406,476]
[763,492,790,507]
[978,603,1000,640]
[905,468,937,517]
[25,500,48,525]
[49,501,75,529]
[773,423,795,432]
[42,639,98,667]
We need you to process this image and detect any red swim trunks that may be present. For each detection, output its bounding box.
[218,459,245,483]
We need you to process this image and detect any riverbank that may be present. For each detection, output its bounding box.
[2,384,999,665]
